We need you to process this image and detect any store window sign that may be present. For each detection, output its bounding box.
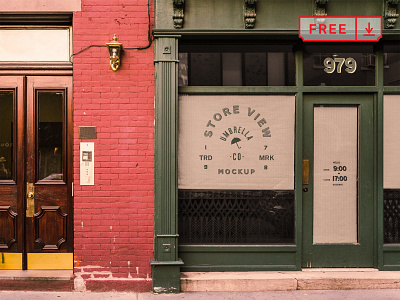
[299,16,382,42]
[178,95,295,190]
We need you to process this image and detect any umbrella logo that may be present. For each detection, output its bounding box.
[231,137,241,149]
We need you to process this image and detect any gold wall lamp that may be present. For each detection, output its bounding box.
[106,34,122,71]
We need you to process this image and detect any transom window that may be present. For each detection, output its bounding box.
[303,44,375,86]
[178,44,296,86]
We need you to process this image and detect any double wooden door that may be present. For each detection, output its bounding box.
[0,76,73,270]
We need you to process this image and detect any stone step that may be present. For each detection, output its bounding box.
[181,269,400,292]
[0,270,74,291]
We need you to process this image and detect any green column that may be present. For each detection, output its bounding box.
[150,35,183,293]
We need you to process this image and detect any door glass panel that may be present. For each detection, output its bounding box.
[0,91,13,180]
[37,91,64,181]
[313,106,358,244]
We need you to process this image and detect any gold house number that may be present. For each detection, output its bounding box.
[324,57,357,74]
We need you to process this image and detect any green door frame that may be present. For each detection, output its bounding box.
[151,32,400,293]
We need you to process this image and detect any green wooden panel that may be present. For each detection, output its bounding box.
[179,86,382,95]
[383,249,400,270]
[156,0,391,30]
[179,247,298,272]
[376,47,384,270]
[152,36,182,293]
[152,265,182,293]
[302,94,376,268]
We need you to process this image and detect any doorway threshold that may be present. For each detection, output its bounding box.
[181,269,400,292]
[0,270,73,280]
[0,270,74,291]
[301,268,379,272]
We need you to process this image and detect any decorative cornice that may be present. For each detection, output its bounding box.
[384,0,400,29]
[244,0,257,29]
[314,0,328,17]
[173,0,185,29]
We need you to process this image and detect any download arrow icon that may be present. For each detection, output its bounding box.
[364,22,375,36]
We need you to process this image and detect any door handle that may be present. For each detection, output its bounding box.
[26,182,35,217]
[303,160,309,185]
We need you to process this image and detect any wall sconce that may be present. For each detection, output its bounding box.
[106,34,122,71]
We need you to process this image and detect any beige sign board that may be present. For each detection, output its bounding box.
[0,28,71,62]
[313,106,358,244]
[384,95,400,189]
[0,0,81,12]
[178,95,295,190]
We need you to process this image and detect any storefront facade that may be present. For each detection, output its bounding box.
[1,0,400,294]
[152,0,400,293]
[0,0,155,292]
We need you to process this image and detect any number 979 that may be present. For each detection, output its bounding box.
[324,57,357,74]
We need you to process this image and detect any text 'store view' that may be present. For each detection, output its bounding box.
[0,0,400,294]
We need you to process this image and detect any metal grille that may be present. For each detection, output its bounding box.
[79,126,97,139]
[178,190,295,244]
[384,189,400,243]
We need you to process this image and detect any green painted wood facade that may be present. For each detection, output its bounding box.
[152,0,400,293]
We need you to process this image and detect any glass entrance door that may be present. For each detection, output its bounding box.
[302,94,375,268]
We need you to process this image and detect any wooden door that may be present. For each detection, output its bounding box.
[302,94,375,268]
[0,76,73,270]
[0,77,24,269]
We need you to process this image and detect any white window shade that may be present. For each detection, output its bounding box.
[384,95,400,188]
[0,0,81,12]
[313,106,358,244]
[178,95,295,190]
[0,28,71,62]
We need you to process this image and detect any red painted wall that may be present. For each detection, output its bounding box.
[72,0,154,292]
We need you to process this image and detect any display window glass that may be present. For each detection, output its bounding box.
[177,95,296,245]
[384,44,400,86]
[383,95,400,243]
[178,44,296,86]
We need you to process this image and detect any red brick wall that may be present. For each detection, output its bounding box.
[72,0,154,292]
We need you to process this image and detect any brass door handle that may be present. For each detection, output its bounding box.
[26,182,35,217]
[303,160,309,185]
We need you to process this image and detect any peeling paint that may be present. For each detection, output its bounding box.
[74,256,81,267]
[74,273,87,292]
[128,261,133,278]
[74,265,152,282]
[153,286,179,294]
